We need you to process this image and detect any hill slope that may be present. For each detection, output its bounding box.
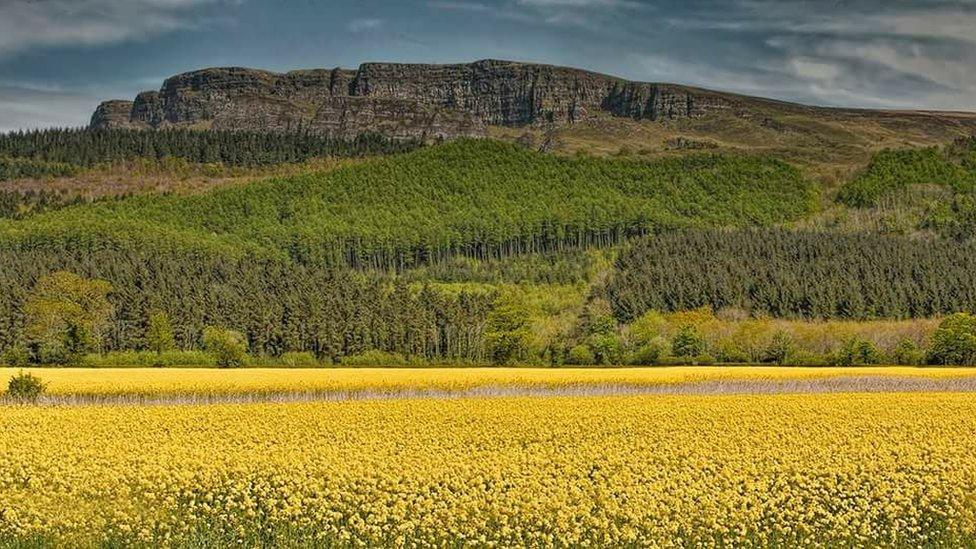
[0,140,816,267]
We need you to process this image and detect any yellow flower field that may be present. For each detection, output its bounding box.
[3,366,976,399]
[2,392,976,546]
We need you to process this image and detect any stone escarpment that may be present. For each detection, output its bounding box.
[90,60,737,140]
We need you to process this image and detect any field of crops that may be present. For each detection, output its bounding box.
[4,366,976,401]
[3,390,976,546]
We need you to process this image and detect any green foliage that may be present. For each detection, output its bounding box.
[0,345,30,367]
[341,350,408,366]
[890,338,924,366]
[23,271,113,365]
[762,330,794,365]
[626,337,668,365]
[0,140,816,270]
[0,157,77,181]
[0,189,88,220]
[0,128,417,168]
[278,352,320,368]
[671,325,705,358]
[203,327,249,368]
[146,311,175,355]
[5,370,46,402]
[587,333,623,365]
[484,295,533,365]
[837,146,976,208]
[567,344,595,365]
[712,337,749,364]
[0,250,495,362]
[836,139,976,241]
[608,229,976,321]
[922,194,976,241]
[83,350,215,368]
[927,313,976,365]
[833,336,882,366]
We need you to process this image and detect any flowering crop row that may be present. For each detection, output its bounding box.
[3,366,975,399]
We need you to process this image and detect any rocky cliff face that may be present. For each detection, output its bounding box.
[90,60,736,140]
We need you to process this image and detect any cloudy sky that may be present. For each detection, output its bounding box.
[1,0,975,131]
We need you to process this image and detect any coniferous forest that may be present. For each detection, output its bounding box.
[1,128,976,366]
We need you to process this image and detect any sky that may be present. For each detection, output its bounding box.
[1,0,975,132]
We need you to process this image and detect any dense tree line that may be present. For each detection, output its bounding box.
[0,128,420,168]
[0,140,817,271]
[0,245,494,361]
[606,229,976,321]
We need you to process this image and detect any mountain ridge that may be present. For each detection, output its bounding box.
[88,58,841,141]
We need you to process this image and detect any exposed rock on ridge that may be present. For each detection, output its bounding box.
[90,60,737,140]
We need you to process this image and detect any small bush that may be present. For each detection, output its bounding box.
[5,370,46,403]
[567,344,595,366]
[203,327,249,368]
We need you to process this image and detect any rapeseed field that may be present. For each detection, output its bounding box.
[3,366,975,399]
[2,392,976,546]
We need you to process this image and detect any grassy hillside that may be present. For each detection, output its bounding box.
[492,107,976,182]
[814,137,976,239]
[0,139,817,267]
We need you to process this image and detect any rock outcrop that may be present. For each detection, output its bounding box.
[90,59,737,140]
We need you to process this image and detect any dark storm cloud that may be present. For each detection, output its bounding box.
[1,0,974,131]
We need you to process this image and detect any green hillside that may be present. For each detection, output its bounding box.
[0,139,817,267]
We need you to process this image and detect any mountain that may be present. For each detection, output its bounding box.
[89,59,741,140]
[89,59,976,175]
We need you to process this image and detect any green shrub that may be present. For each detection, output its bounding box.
[762,330,794,365]
[1,345,30,367]
[657,354,715,366]
[5,370,46,403]
[203,327,249,368]
[341,350,407,367]
[890,339,924,366]
[84,350,215,368]
[927,313,976,365]
[279,352,320,367]
[567,344,595,366]
[671,325,705,358]
[834,336,883,366]
[626,336,668,365]
[588,334,623,365]
[713,337,749,363]
[782,350,830,366]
